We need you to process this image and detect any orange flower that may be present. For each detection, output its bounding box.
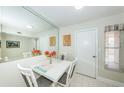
[51,51,56,56]
[32,50,41,55]
[45,51,49,56]
[44,51,56,57]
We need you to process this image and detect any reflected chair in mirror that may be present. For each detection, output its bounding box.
[22,52,32,58]
[22,52,28,58]
[0,57,2,62]
[4,56,9,61]
[28,52,32,57]
[57,58,78,87]
[17,64,53,87]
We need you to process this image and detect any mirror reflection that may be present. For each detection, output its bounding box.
[0,6,59,62]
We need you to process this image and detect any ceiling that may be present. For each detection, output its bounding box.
[1,6,54,37]
[30,6,124,27]
[1,6,124,37]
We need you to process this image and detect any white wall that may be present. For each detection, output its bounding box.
[0,25,2,59]
[0,32,1,60]
[1,33,36,60]
[59,13,124,83]
[36,28,59,52]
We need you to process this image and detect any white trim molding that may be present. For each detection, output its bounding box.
[97,76,124,87]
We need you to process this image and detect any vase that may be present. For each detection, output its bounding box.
[49,57,52,64]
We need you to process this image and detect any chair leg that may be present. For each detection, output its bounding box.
[51,82,57,87]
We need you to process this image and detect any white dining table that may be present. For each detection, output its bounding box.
[32,59,71,86]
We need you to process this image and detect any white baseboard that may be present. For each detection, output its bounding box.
[97,76,124,87]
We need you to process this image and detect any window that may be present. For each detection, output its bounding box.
[105,25,121,70]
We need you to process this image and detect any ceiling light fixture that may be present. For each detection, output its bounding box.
[74,6,84,10]
[26,25,32,29]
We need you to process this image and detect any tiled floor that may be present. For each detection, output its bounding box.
[70,73,116,87]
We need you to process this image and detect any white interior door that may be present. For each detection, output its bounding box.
[76,28,97,78]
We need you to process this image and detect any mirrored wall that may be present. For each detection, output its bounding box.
[0,6,59,62]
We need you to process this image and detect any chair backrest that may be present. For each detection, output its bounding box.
[27,52,32,57]
[22,52,32,58]
[66,58,78,85]
[17,64,38,87]
[22,52,28,58]
[4,56,9,61]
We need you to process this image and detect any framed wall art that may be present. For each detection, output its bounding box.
[6,40,20,48]
[49,36,56,46]
[63,34,71,46]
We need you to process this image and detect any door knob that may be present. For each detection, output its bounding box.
[93,56,96,58]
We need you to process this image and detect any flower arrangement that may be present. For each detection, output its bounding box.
[44,51,56,58]
[32,49,41,56]
[44,51,56,64]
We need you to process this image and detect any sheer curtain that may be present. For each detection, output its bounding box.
[105,24,124,71]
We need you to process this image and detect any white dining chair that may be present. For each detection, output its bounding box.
[4,56,9,61]
[22,52,32,58]
[0,57,2,62]
[57,58,78,87]
[27,52,32,57]
[17,64,53,87]
[22,52,28,58]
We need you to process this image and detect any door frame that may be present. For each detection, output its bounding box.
[75,27,98,78]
